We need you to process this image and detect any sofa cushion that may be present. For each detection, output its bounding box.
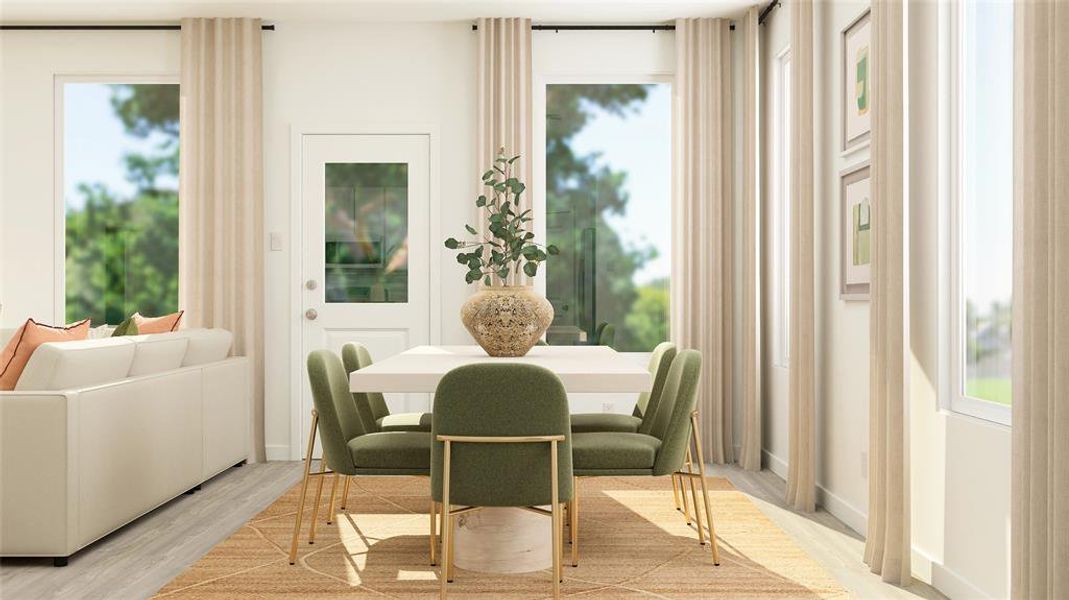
[133,311,184,334]
[178,329,233,366]
[348,431,431,470]
[377,412,433,432]
[128,334,190,376]
[571,432,661,471]
[1,319,92,390]
[15,337,136,391]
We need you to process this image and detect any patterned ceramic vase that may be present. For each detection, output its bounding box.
[461,286,554,357]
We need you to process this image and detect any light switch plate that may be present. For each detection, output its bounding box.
[269,232,283,251]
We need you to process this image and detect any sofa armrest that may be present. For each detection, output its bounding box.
[0,392,76,556]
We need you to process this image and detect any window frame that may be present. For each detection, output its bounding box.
[772,46,791,369]
[54,74,180,324]
[945,1,1012,426]
[533,73,674,355]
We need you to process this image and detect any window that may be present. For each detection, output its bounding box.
[62,81,180,325]
[950,0,1013,423]
[543,82,672,351]
[773,49,791,369]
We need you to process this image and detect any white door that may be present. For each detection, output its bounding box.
[300,134,430,450]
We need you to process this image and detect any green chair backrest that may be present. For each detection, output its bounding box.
[306,349,368,476]
[341,342,391,428]
[648,350,703,476]
[431,364,573,507]
[596,322,615,347]
[634,342,678,434]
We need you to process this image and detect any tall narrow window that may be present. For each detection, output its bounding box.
[952,0,1013,422]
[544,83,672,351]
[63,82,180,325]
[773,49,792,368]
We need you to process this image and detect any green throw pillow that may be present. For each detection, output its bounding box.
[111,316,139,337]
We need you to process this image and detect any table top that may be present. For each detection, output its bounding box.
[349,345,651,393]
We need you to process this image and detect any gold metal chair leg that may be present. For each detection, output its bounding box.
[672,472,683,511]
[687,442,706,546]
[326,471,340,524]
[308,454,328,544]
[681,448,694,525]
[340,476,352,511]
[440,441,452,598]
[570,477,579,567]
[448,515,456,581]
[288,411,319,565]
[430,501,438,566]
[690,412,720,566]
[550,440,561,597]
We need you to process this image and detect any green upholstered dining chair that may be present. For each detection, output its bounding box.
[595,322,615,347]
[342,343,433,433]
[570,342,677,434]
[289,350,433,566]
[568,349,720,567]
[431,363,573,599]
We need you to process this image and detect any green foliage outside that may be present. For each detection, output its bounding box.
[65,84,180,325]
[965,378,1011,406]
[964,298,1013,405]
[545,84,668,351]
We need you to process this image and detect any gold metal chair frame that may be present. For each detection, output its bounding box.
[436,434,567,600]
[570,410,720,569]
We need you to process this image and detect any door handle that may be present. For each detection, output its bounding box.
[305,279,317,290]
[305,308,318,321]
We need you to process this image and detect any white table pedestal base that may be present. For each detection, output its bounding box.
[452,507,552,573]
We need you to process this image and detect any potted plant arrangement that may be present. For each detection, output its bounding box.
[445,151,558,356]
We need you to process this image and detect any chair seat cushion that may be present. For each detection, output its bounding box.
[570,413,642,433]
[572,432,661,471]
[377,412,433,432]
[348,431,431,470]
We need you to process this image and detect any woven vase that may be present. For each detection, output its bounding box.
[461,286,554,357]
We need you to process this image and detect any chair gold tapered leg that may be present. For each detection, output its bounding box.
[687,441,706,546]
[672,472,683,511]
[680,448,694,525]
[429,501,438,566]
[308,454,328,544]
[440,441,452,598]
[340,476,352,511]
[448,514,456,581]
[550,440,561,597]
[570,477,578,567]
[326,471,340,524]
[288,411,319,565]
[690,412,720,565]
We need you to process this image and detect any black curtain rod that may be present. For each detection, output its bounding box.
[0,24,275,31]
[473,23,739,32]
[758,0,781,26]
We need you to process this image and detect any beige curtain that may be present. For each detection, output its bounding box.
[864,0,910,585]
[738,6,763,472]
[1012,1,1069,597]
[786,0,816,511]
[180,18,265,462]
[476,17,532,284]
[672,17,734,464]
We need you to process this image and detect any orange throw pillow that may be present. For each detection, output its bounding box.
[0,318,91,390]
[133,311,184,334]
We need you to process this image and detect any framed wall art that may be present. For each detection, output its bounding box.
[841,161,871,300]
[841,8,871,154]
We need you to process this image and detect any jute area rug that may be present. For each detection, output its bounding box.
[154,475,849,599]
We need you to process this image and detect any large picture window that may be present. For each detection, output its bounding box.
[62,81,180,325]
[773,48,791,369]
[543,82,672,351]
[950,0,1013,423]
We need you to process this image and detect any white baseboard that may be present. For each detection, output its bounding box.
[932,561,997,600]
[265,444,292,461]
[762,448,789,478]
[761,448,867,535]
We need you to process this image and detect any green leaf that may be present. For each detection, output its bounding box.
[547,244,560,255]
[482,169,494,180]
[456,253,469,264]
[444,237,460,249]
[483,275,492,286]
[475,195,487,207]
[497,268,510,280]
[523,262,538,277]
[465,224,477,235]
[508,155,521,164]
[524,232,535,240]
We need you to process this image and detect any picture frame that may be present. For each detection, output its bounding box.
[841,8,872,154]
[840,161,871,301]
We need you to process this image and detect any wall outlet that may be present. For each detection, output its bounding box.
[860,451,869,479]
[602,402,614,413]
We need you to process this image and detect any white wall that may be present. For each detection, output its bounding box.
[759,3,1012,598]
[0,31,181,326]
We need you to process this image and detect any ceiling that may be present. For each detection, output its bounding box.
[0,0,757,24]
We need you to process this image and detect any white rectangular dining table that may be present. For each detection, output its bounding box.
[348,345,651,393]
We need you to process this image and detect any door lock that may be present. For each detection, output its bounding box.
[305,279,317,290]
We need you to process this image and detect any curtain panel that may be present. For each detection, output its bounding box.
[672,17,735,464]
[786,0,817,511]
[1012,1,1069,597]
[179,17,266,462]
[863,0,911,585]
[738,6,763,472]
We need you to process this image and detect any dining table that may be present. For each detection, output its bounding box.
[349,344,653,574]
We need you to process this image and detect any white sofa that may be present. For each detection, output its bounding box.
[0,328,249,565]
